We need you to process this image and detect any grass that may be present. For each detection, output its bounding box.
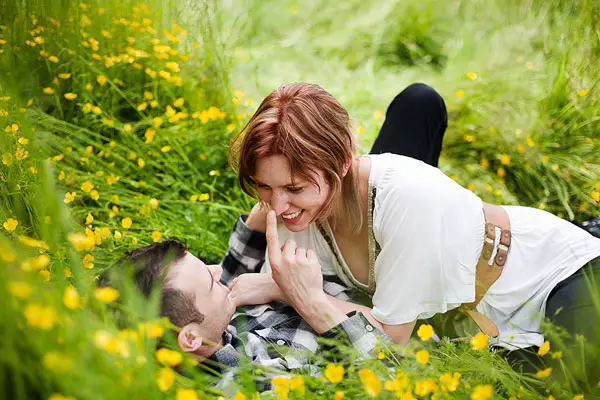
[0,0,599,398]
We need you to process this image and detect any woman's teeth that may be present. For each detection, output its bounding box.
[282,210,302,220]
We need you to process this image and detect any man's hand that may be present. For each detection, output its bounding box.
[244,202,270,233]
[228,273,284,307]
[266,211,347,333]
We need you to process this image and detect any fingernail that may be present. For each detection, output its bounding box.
[268,210,275,218]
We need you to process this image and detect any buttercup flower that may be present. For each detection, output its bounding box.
[176,388,198,400]
[471,384,493,400]
[324,363,344,383]
[359,368,381,397]
[152,231,162,242]
[471,332,489,350]
[95,287,120,303]
[415,349,430,365]
[537,341,550,356]
[417,324,434,341]
[121,217,132,229]
[63,286,81,310]
[536,368,552,379]
[156,348,183,367]
[3,218,18,231]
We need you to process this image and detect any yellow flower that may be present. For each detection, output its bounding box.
[439,372,461,392]
[43,87,55,95]
[64,191,76,203]
[32,254,50,269]
[573,395,584,400]
[24,303,57,329]
[500,153,511,165]
[359,368,381,397]
[176,388,198,400]
[551,351,563,359]
[198,193,209,201]
[95,287,120,303]
[466,72,478,80]
[64,93,77,100]
[161,145,171,153]
[106,174,120,185]
[43,351,71,372]
[81,181,94,193]
[114,231,122,240]
[140,321,164,338]
[415,349,429,365]
[578,89,588,97]
[121,217,132,229]
[150,198,159,209]
[471,384,493,400]
[39,270,51,282]
[63,286,81,310]
[156,367,175,392]
[92,106,102,114]
[272,376,291,400]
[156,348,183,367]
[83,254,95,269]
[456,90,465,98]
[145,128,155,144]
[151,231,163,242]
[85,213,94,225]
[290,376,305,392]
[64,267,72,278]
[592,191,600,202]
[324,363,344,383]
[3,218,18,231]
[333,391,344,400]
[537,341,550,356]
[144,91,153,100]
[48,55,59,63]
[90,190,100,201]
[497,167,505,178]
[173,97,185,107]
[471,332,489,350]
[8,281,32,299]
[137,102,148,111]
[2,153,13,165]
[137,158,145,168]
[415,378,437,397]
[417,324,434,341]
[58,73,71,79]
[97,75,107,86]
[373,110,383,120]
[153,116,164,127]
[536,367,552,379]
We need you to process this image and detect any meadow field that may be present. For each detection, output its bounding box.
[1,0,599,398]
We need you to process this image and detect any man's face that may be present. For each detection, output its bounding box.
[168,252,236,341]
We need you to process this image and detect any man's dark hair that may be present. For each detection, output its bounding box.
[110,240,205,328]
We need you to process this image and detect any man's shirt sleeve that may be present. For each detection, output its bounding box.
[220,214,267,285]
[320,311,390,357]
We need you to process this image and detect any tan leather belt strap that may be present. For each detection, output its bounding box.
[460,203,511,339]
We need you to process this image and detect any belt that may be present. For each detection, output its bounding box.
[460,202,511,338]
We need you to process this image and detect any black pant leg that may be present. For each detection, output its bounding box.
[369,83,447,167]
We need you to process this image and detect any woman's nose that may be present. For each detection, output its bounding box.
[270,191,289,215]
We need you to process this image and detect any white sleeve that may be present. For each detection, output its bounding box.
[370,167,476,324]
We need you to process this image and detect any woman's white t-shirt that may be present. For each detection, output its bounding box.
[263,153,600,349]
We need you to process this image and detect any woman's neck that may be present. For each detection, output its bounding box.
[330,156,371,237]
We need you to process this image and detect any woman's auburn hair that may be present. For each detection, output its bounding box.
[229,82,364,233]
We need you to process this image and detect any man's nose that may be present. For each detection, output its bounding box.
[270,191,289,216]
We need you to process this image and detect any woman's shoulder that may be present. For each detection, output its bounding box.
[367,153,447,192]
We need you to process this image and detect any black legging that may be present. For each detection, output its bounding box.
[371,83,600,373]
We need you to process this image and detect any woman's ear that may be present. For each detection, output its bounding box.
[341,157,352,178]
[177,324,203,353]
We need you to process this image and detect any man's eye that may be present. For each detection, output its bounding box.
[287,187,304,194]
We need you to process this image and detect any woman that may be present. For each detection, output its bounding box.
[229,82,600,352]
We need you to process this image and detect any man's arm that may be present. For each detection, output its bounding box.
[220,204,269,285]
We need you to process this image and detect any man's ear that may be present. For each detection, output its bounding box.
[177,324,203,353]
[341,157,352,178]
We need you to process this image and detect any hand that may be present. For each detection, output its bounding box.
[228,273,283,307]
[244,202,271,233]
[266,211,326,311]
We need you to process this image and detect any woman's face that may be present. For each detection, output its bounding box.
[254,154,330,232]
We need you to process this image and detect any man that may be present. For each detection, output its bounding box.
[114,206,388,380]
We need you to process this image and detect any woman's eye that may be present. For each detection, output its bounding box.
[287,187,304,194]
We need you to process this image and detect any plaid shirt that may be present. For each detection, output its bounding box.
[214,215,388,381]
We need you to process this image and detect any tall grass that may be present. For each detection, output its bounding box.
[0,0,599,399]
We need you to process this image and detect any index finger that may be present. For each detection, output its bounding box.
[266,210,282,267]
